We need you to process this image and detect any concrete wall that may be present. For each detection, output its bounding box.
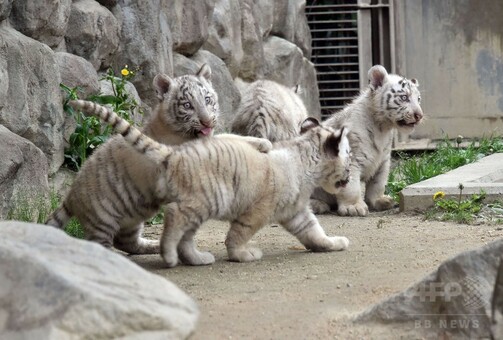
[395,0,503,141]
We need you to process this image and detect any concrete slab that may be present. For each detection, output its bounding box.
[399,153,503,212]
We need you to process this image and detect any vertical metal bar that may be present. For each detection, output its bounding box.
[357,0,372,89]
[388,0,396,73]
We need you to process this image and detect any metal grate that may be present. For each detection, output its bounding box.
[306,0,361,119]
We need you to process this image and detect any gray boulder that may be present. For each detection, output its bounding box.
[10,0,71,48]
[356,239,503,339]
[0,25,64,174]
[0,221,199,339]
[55,52,100,99]
[192,50,241,131]
[0,0,13,21]
[203,0,243,77]
[165,0,215,56]
[238,0,264,81]
[271,0,311,58]
[253,0,274,38]
[65,0,120,70]
[262,36,321,118]
[112,0,173,108]
[0,126,49,219]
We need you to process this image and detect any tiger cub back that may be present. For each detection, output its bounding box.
[231,79,308,142]
[74,100,351,268]
[46,64,220,254]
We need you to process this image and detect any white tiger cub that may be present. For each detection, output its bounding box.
[71,99,351,267]
[231,79,308,142]
[46,64,223,254]
[311,65,423,216]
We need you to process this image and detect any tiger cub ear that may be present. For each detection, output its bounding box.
[300,117,320,134]
[368,65,388,90]
[197,63,212,81]
[410,78,419,86]
[324,127,350,158]
[153,74,175,100]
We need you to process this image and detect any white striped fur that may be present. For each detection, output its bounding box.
[45,65,223,254]
[78,101,352,267]
[311,65,423,216]
[231,80,308,142]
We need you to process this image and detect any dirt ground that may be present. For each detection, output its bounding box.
[131,210,503,339]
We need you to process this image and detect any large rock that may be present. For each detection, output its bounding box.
[112,0,173,108]
[203,0,243,77]
[271,0,311,58]
[262,36,321,118]
[0,0,13,21]
[192,50,241,131]
[253,0,274,38]
[65,0,120,70]
[165,0,215,56]
[0,126,49,219]
[357,239,503,339]
[10,0,71,48]
[0,25,64,174]
[55,52,100,99]
[0,221,199,339]
[238,0,264,80]
[99,76,144,125]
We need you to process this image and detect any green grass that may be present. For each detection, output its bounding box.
[388,135,503,224]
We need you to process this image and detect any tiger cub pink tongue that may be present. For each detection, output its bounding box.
[200,127,212,136]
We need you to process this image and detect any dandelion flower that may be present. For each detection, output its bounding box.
[121,68,130,76]
[433,191,445,200]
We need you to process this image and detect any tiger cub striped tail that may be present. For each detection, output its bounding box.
[68,100,172,165]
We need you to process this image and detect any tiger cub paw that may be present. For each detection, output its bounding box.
[330,236,350,251]
[371,195,396,211]
[310,199,331,214]
[228,247,263,262]
[337,201,369,216]
[255,139,273,153]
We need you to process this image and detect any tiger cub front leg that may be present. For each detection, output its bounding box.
[215,134,273,153]
[365,158,395,211]
[225,220,263,262]
[336,169,369,216]
[282,208,349,251]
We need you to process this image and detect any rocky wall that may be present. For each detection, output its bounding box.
[0,0,320,218]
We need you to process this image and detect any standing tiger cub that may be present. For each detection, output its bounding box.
[46,64,221,254]
[231,79,308,142]
[311,65,423,216]
[72,100,351,267]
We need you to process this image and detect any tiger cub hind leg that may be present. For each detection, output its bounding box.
[282,208,349,252]
[225,220,264,262]
[113,223,160,254]
[161,203,215,267]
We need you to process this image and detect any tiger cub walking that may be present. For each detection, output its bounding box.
[46,64,221,254]
[311,65,423,216]
[231,79,308,142]
[71,100,351,267]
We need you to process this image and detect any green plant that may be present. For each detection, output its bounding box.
[61,65,142,170]
[425,185,486,224]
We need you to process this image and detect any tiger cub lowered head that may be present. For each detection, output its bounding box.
[311,64,423,216]
[231,79,308,142]
[73,99,351,267]
[46,64,221,254]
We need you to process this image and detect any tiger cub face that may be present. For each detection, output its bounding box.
[153,64,219,137]
[368,65,423,132]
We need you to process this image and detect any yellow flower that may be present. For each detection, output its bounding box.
[433,191,445,200]
[121,68,130,76]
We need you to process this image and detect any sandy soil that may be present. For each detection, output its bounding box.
[131,210,503,339]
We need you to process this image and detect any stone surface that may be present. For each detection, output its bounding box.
[113,0,173,108]
[192,50,241,131]
[238,0,264,80]
[55,52,100,99]
[10,0,71,48]
[492,258,503,339]
[65,0,120,70]
[99,76,144,125]
[0,126,49,219]
[254,0,274,38]
[271,0,311,58]
[203,0,243,77]
[400,153,503,212]
[262,36,321,118]
[356,238,503,339]
[165,0,215,56]
[0,25,64,174]
[0,0,13,21]
[0,221,199,339]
